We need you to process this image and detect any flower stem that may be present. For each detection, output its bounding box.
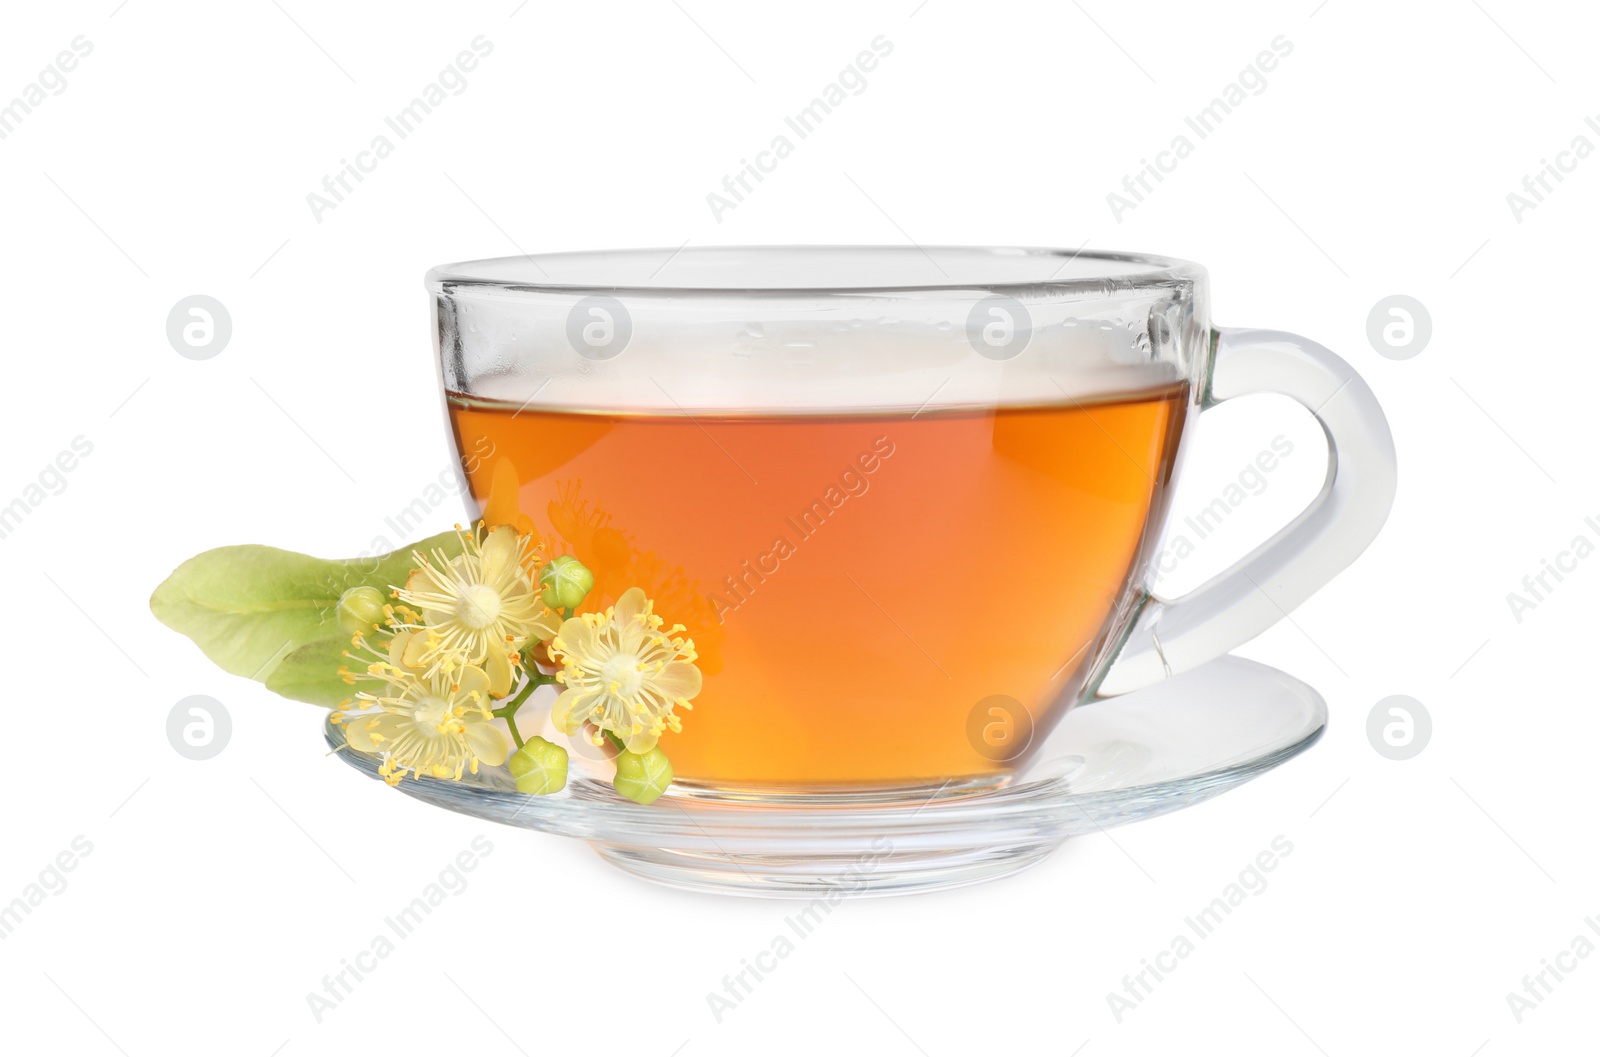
[493,672,555,749]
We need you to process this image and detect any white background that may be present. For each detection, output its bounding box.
[1,0,1594,1053]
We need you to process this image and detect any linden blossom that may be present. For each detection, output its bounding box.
[707,436,895,622]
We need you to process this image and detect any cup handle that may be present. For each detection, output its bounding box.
[1091,327,1397,697]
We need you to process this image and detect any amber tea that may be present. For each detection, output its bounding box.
[448,384,1188,789]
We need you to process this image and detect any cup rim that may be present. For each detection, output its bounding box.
[425,244,1206,298]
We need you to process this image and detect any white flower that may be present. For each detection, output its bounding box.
[393,524,554,695]
[334,651,508,785]
[548,588,701,753]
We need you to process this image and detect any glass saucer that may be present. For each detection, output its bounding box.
[325,656,1325,898]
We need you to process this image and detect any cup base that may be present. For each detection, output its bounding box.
[593,837,1062,898]
[327,655,1326,897]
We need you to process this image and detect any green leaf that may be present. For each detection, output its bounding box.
[263,637,356,707]
[150,529,465,705]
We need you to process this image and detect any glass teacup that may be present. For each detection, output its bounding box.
[428,247,1394,798]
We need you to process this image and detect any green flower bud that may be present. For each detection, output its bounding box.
[337,586,388,636]
[613,746,673,805]
[538,555,595,609]
[508,737,569,795]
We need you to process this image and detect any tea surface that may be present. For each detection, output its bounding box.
[448,386,1188,788]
